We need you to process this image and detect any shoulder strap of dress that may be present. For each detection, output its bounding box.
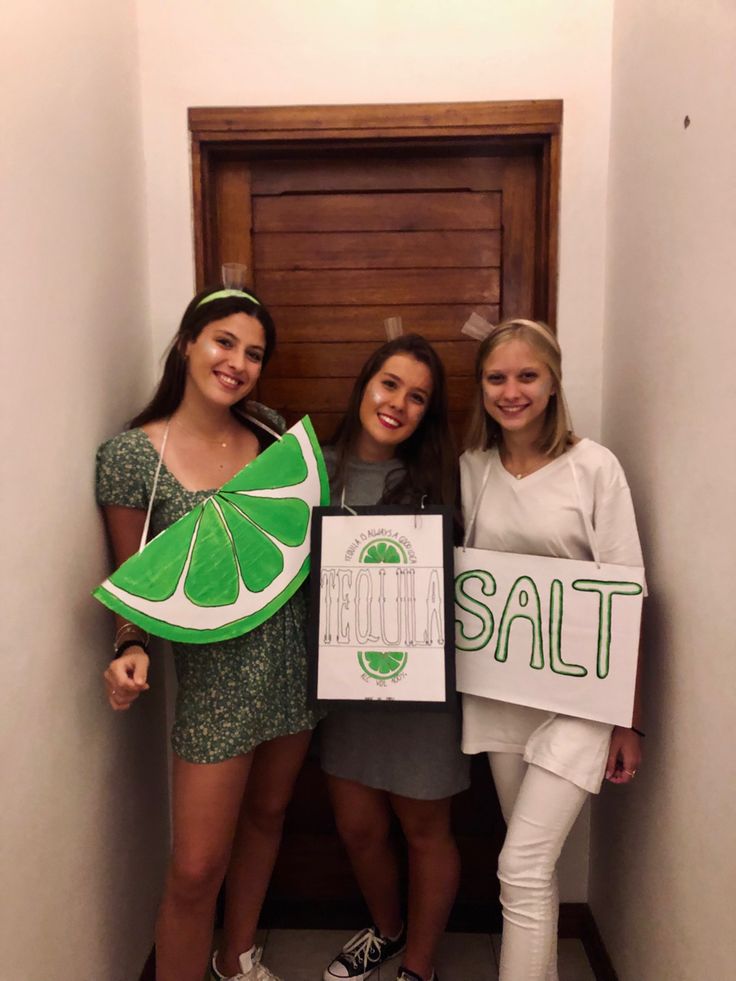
[138,421,170,553]
[462,453,493,550]
[567,453,601,566]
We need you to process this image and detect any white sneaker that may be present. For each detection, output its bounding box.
[211,945,283,981]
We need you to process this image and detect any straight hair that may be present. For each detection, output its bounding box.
[329,334,458,509]
[465,318,573,457]
[130,286,276,430]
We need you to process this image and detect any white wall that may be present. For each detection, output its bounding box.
[592,2,736,979]
[134,0,615,902]
[1,3,169,979]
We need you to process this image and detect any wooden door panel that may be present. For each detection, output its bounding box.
[257,268,500,306]
[251,155,509,195]
[254,191,502,232]
[268,340,477,378]
[255,230,502,270]
[267,303,500,342]
[261,376,474,414]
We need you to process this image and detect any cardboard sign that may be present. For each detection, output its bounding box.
[309,507,455,707]
[454,546,644,726]
[94,417,329,643]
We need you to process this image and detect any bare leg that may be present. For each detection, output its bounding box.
[155,752,253,981]
[217,729,313,975]
[391,794,460,981]
[327,775,403,937]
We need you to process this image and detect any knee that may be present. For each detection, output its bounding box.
[497,839,552,905]
[168,853,226,907]
[401,815,454,855]
[245,794,289,836]
[335,811,389,854]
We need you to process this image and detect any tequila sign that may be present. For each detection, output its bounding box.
[308,507,455,707]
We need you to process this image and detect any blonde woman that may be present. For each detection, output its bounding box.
[459,319,645,981]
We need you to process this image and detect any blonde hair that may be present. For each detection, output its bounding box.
[465,318,573,457]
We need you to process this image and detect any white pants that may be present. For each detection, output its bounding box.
[489,754,588,981]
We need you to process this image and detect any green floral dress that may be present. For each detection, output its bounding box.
[96,416,323,764]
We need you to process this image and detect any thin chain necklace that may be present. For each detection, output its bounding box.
[172,416,235,448]
[500,447,546,480]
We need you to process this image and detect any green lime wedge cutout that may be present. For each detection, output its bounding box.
[111,506,200,602]
[93,416,329,642]
[184,501,240,607]
[221,492,309,547]
[223,433,307,491]
[219,499,284,592]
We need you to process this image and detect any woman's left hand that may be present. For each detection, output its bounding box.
[605,726,643,784]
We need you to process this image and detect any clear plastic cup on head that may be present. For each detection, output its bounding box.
[221,262,248,289]
[384,315,403,340]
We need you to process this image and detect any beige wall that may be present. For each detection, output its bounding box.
[1,2,169,979]
[134,0,615,902]
[591,2,736,979]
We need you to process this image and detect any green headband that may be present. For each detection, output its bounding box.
[196,288,261,309]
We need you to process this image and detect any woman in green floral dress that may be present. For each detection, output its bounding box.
[97,287,320,981]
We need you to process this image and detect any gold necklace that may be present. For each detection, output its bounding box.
[172,417,234,448]
[501,450,543,480]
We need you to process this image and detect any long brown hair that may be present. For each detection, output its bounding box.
[465,318,573,457]
[329,333,458,508]
[130,286,276,429]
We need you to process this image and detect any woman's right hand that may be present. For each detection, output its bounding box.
[103,648,150,711]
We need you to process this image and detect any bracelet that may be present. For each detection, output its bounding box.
[115,621,149,644]
[114,639,150,658]
[631,726,646,738]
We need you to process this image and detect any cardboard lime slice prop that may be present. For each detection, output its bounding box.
[94,416,329,643]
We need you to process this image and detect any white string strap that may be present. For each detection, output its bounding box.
[567,454,601,566]
[139,421,170,553]
[462,454,493,550]
[340,484,357,516]
[241,411,283,442]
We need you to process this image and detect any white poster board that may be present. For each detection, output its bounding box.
[309,507,455,706]
[454,546,644,726]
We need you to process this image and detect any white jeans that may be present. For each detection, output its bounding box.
[488,754,588,981]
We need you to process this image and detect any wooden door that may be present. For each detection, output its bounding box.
[211,148,542,445]
[191,101,561,927]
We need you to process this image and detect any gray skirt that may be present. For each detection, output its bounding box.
[320,704,471,800]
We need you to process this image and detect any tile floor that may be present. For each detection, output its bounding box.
[248,929,597,981]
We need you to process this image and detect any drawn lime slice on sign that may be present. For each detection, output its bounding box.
[356,536,409,681]
[359,538,408,564]
[93,416,329,643]
[358,650,408,680]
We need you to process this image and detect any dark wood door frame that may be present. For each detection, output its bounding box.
[189,100,562,327]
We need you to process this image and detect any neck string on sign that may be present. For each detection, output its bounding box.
[462,454,493,550]
[339,485,358,516]
[139,421,170,552]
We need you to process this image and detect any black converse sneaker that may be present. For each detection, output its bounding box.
[323,924,407,981]
[396,968,439,981]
